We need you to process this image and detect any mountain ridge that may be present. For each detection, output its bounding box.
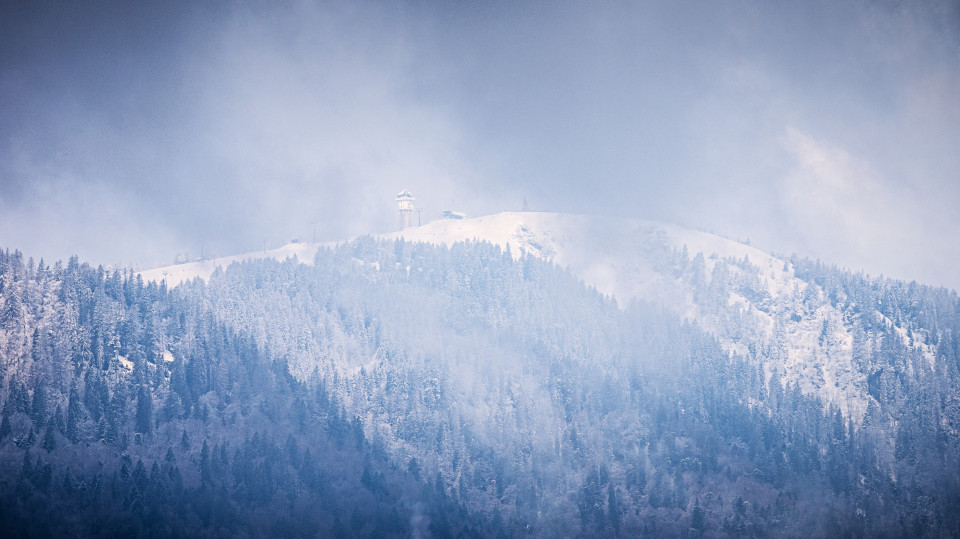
[3,225,959,536]
[141,211,893,421]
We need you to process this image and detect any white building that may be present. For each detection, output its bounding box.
[396,189,415,229]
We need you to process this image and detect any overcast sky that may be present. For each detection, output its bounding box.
[1,1,958,289]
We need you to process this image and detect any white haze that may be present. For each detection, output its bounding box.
[0,1,958,289]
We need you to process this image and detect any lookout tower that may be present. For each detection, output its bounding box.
[396,189,415,229]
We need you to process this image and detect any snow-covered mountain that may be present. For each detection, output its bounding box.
[6,214,958,536]
[385,212,885,421]
[143,211,937,422]
[389,212,773,306]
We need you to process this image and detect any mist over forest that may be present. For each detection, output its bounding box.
[2,1,959,537]
[1,229,959,536]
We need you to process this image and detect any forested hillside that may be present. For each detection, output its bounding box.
[0,251,478,537]
[1,240,959,536]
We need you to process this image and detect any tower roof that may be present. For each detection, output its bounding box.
[396,188,415,200]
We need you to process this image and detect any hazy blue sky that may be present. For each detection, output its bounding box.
[1,1,958,288]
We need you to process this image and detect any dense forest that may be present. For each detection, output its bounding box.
[1,239,958,536]
[0,251,478,537]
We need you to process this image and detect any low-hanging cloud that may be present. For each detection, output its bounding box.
[1,0,958,288]
[186,5,491,242]
[777,128,916,277]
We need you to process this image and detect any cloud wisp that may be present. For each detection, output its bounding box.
[0,1,957,288]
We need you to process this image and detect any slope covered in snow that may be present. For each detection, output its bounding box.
[382,212,869,419]
[138,241,328,287]
[139,211,935,421]
[7,229,956,536]
[385,212,778,305]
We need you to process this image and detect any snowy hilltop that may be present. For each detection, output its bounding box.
[389,212,873,420]
[144,211,939,422]
[396,211,937,424]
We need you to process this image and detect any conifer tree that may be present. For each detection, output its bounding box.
[0,412,11,439]
[42,424,56,452]
[135,385,153,435]
[200,440,212,487]
[30,384,48,427]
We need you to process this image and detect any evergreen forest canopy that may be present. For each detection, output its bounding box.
[0,238,958,537]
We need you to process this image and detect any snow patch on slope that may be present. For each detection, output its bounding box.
[387,212,867,421]
[384,212,790,306]
[141,211,873,421]
[139,241,328,287]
